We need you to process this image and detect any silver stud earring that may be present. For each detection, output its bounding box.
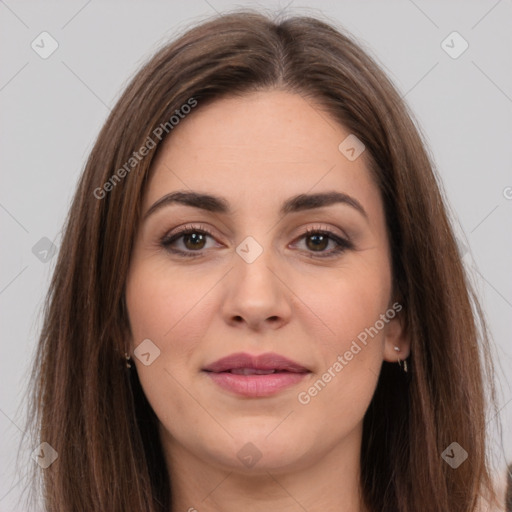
[124,352,132,369]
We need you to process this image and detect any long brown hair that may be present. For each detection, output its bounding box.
[26,10,500,511]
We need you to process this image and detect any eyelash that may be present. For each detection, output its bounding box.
[160,224,354,259]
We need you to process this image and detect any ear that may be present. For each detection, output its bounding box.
[382,307,410,363]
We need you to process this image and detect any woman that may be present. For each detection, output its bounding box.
[27,10,506,511]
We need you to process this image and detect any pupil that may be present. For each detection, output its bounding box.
[185,233,205,249]
[308,234,327,251]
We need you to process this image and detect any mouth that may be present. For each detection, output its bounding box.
[202,351,309,373]
[202,352,310,397]
[220,368,299,375]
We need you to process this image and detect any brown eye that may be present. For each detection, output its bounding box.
[294,228,353,258]
[161,226,218,257]
[305,233,329,252]
[182,232,207,250]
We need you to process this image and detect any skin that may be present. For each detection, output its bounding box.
[125,90,410,512]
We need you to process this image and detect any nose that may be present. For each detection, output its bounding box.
[221,239,292,331]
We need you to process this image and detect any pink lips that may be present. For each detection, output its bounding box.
[202,352,310,397]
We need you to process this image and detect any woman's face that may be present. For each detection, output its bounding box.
[125,90,408,474]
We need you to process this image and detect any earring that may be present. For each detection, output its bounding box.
[124,352,132,369]
[393,346,408,373]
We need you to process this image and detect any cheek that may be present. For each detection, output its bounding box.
[124,261,212,428]
[124,259,207,387]
[302,259,392,353]
[125,258,214,346]
[293,260,392,415]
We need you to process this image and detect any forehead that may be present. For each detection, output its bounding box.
[145,90,379,216]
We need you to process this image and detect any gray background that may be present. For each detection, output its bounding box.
[1,0,511,509]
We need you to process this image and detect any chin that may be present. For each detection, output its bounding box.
[200,424,325,474]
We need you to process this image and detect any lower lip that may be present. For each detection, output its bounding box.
[204,371,308,397]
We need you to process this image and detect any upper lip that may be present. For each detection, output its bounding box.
[202,352,310,373]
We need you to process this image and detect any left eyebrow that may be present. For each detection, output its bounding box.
[280,191,368,219]
[143,190,368,221]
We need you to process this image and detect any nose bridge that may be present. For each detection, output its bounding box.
[233,233,279,292]
[221,231,291,328]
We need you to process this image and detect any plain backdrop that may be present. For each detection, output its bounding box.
[1,0,511,509]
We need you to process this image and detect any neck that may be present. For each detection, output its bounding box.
[161,424,367,512]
